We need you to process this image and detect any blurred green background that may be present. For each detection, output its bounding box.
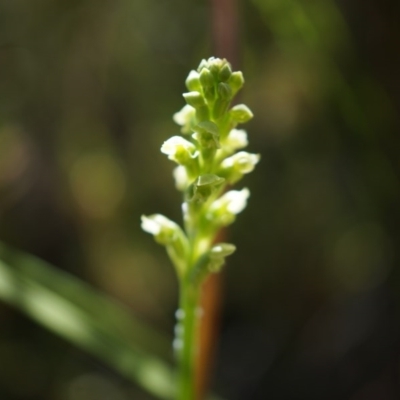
[1,0,400,399]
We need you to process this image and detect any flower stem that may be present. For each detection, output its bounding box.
[176,280,201,400]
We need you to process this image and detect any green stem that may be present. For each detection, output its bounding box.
[176,280,201,400]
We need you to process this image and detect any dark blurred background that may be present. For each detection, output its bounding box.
[0,0,400,399]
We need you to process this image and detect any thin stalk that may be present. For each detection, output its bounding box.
[176,281,201,400]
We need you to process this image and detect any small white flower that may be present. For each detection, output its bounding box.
[161,136,195,155]
[223,188,250,214]
[173,105,195,126]
[141,214,177,237]
[161,136,197,165]
[224,129,248,150]
[141,215,161,235]
[142,214,180,245]
[222,151,260,174]
[209,188,250,226]
[141,214,188,276]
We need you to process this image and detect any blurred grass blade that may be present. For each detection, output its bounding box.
[0,242,175,399]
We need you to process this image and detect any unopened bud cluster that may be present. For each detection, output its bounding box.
[142,57,259,282]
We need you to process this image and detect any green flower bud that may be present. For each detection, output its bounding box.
[188,242,235,284]
[229,104,253,124]
[208,61,220,78]
[183,91,206,108]
[212,83,232,119]
[185,70,201,91]
[218,63,232,82]
[199,57,225,74]
[208,243,236,272]
[197,58,208,71]
[199,68,214,89]
[199,68,216,103]
[228,71,244,95]
[218,83,232,100]
[210,242,236,258]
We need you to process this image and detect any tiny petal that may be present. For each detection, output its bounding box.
[173,105,195,126]
[161,136,198,166]
[161,136,195,155]
[224,188,250,214]
[208,188,250,226]
[141,214,177,237]
[224,129,248,150]
[141,215,161,235]
[222,151,260,174]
